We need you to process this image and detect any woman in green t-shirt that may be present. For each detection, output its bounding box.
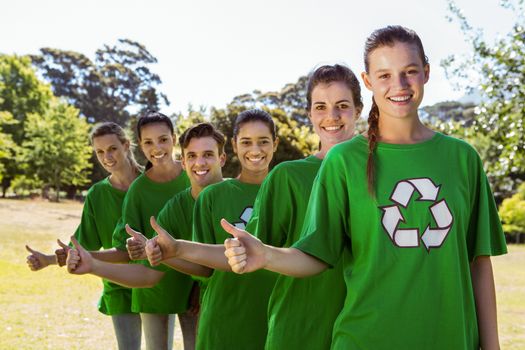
[70,111,196,350]
[222,26,507,350]
[25,122,143,350]
[244,64,362,350]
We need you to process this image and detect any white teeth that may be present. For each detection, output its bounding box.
[195,170,208,175]
[324,126,342,131]
[248,157,262,162]
[389,95,410,102]
[105,162,115,167]
[152,154,165,159]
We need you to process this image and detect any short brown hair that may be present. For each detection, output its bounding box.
[179,122,226,155]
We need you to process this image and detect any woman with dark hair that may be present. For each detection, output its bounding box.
[110,111,195,350]
[244,64,363,350]
[222,26,506,349]
[26,122,142,350]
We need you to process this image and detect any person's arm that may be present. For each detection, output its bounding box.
[145,216,228,272]
[67,236,164,288]
[25,245,57,270]
[221,219,327,277]
[89,248,130,263]
[471,255,500,350]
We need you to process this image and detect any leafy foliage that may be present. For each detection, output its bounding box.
[20,100,92,201]
[441,0,525,200]
[499,183,525,242]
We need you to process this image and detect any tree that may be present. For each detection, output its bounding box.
[32,39,168,125]
[20,99,92,202]
[441,0,525,200]
[0,54,53,196]
[0,112,18,181]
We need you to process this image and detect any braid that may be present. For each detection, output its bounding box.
[367,98,380,197]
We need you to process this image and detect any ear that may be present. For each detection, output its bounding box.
[272,137,279,152]
[123,140,130,152]
[219,152,227,167]
[231,137,238,154]
[181,154,187,171]
[423,64,430,84]
[354,106,363,121]
[361,71,373,91]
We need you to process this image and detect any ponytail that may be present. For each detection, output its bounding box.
[366,98,380,198]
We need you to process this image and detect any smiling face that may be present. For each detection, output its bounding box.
[362,41,429,121]
[92,134,130,174]
[232,120,277,176]
[139,122,175,167]
[182,136,225,192]
[309,81,360,150]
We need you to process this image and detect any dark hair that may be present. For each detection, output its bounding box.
[180,122,226,155]
[306,64,363,113]
[136,110,175,170]
[364,25,428,197]
[90,122,143,174]
[232,109,276,140]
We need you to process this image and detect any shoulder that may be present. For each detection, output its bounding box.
[200,179,235,197]
[85,177,112,198]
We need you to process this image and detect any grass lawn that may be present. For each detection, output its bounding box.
[0,198,523,349]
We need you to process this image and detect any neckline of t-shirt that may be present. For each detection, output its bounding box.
[230,177,262,189]
[103,176,127,194]
[141,171,186,187]
[355,132,443,150]
[305,155,323,164]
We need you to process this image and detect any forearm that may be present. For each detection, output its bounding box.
[162,257,212,277]
[91,259,164,288]
[264,246,327,277]
[177,240,231,271]
[471,256,500,350]
[44,254,58,265]
[90,248,130,263]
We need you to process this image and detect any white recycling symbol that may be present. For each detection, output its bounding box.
[233,207,253,230]
[380,178,454,251]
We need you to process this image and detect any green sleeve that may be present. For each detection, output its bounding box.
[247,170,291,247]
[293,152,348,267]
[192,192,216,244]
[74,195,102,251]
[467,152,507,261]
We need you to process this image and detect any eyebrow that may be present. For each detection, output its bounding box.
[374,63,420,73]
[313,99,352,104]
[239,136,271,140]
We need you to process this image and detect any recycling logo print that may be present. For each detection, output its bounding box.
[380,178,454,251]
[233,207,253,230]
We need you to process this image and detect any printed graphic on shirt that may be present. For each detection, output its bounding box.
[379,177,454,251]
[233,207,253,230]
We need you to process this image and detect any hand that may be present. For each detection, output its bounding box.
[221,219,267,274]
[55,239,71,267]
[67,236,93,275]
[25,245,53,271]
[125,224,147,260]
[147,216,179,265]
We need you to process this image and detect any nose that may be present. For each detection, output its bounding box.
[195,156,206,166]
[329,106,341,120]
[394,74,409,89]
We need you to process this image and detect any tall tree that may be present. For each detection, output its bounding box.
[32,39,168,125]
[20,99,92,202]
[0,54,53,196]
[441,0,525,200]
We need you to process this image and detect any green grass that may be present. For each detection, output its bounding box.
[1,198,523,348]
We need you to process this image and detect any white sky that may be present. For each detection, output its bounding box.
[0,0,515,115]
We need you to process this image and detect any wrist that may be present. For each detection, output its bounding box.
[262,244,272,270]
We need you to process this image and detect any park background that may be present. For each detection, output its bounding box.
[0,0,523,348]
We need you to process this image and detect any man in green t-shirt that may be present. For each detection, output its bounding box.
[66,122,226,296]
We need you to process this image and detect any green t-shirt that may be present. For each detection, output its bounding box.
[112,171,193,314]
[74,177,132,316]
[193,179,277,350]
[246,156,347,350]
[295,133,507,350]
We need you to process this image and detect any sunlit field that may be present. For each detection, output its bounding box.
[0,198,523,349]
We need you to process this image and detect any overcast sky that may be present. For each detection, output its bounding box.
[0,0,515,114]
